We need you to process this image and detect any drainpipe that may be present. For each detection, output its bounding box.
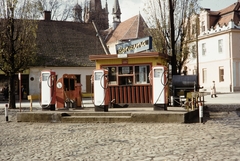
[229,31,233,92]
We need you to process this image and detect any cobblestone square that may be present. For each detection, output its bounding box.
[1,111,240,161]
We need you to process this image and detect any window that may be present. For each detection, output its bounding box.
[191,45,196,58]
[107,67,117,85]
[103,65,150,85]
[202,43,206,56]
[201,21,205,32]
[75,75,81,83]
[135,66,150,84]
[219,66,224,82]
[118,66,133,85]
[202,68,207,83]
[218,39,223,53]
[192,24,196,35]
[193,69,197,75]
[119,66,132,74]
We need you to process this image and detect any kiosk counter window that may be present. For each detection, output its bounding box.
[104,65,150,86]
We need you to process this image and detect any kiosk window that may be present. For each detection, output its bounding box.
[119,66,132,74]
[103,64,150,85]
[135,66,149,84]
[135,65,150,84]
[119,76,133,85]
[108,67,117,84]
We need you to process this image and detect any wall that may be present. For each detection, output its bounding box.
[187,32,232,93]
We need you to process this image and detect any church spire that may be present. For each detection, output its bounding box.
[112,0,121,29]
[105,0,108,13]
[73,2,82,22]
[85,0,109,30]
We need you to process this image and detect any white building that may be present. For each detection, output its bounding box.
[187,2,240,93]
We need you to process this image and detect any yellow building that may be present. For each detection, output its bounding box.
[89,52,169,105]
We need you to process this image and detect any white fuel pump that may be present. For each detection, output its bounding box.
[40,70,56,110]
[92,69,109,112]
[149,66,168,110]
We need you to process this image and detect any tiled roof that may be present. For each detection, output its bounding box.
[218,2,240,15]
[106,14,149,44]
[206,2,240,28]
[35,20,105,67]
[217,13,234,27]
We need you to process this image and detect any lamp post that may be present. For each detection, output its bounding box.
[18,73,21,112]
[196,14,199,91]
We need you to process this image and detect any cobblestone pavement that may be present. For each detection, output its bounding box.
[1,111,240,161]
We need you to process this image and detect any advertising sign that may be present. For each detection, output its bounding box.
[116,36,152,55]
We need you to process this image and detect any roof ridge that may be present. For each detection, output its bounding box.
[219,2,240,15]
[136,14,140,38]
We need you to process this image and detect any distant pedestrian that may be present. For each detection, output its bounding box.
[2,85,8,101]
[21,85,25,99]
[211,81,217,98]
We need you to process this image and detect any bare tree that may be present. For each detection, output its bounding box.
[36,0,73,21]
[144,0,199,75]
[0,0,38,108]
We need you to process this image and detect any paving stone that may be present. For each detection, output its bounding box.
[1,111,240,160]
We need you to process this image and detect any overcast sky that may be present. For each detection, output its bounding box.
[67,0,238,23]
[106,0,237,22]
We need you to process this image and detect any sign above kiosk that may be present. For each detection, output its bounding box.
[116,36,152,55]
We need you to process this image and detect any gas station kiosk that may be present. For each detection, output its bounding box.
[89,51,169,111]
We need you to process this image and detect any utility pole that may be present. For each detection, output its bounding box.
[196,14,199,91]
[169,0,177,75]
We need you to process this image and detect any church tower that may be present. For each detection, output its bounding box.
[73,3,83,22]
[84,0,109,30]
[112,0,121,29]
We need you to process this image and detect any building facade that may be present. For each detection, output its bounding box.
[187,2,240,93]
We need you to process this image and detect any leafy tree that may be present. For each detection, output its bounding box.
[144,0,199,75]
[0,0,38,108]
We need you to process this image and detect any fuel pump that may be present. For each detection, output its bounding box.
[149,66,168,110]
[92,69,110,112]
[40,70,56,110]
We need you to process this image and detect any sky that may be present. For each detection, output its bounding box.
[106,0,237,22]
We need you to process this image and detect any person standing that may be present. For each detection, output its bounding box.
[21,85,25,99]
[3,85,8,101]
[211,81,217,98]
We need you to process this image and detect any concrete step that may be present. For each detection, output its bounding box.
[62,112,131,117]
[81,99,94,108]
[209,112,229,118]
[61,115,132,123]
[17,107,199,123]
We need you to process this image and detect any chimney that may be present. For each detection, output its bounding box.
[44,11,51,21]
